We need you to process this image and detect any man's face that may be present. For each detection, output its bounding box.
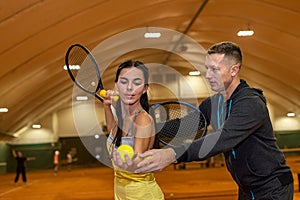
[17,151,22,157]
[204,53,234,93]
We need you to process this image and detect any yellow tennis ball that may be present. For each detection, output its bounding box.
[113,95,119,102]
[99,89,107,98]
[117,144,134,162]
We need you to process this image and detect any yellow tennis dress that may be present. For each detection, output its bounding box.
[107,132,164,200]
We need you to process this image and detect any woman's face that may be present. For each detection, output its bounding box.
[115,67,147,106]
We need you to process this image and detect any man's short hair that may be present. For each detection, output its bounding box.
[207,41,242,68]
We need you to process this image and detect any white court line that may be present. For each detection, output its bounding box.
[0,180,38,197]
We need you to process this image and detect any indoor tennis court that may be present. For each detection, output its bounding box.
[0,0,300,199]
[0,155,300,200]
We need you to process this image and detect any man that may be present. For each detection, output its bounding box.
[132,42,294,199]
[12,150,35,185]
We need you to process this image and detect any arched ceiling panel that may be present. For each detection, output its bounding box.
[0,0,299,136]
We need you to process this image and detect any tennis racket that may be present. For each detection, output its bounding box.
[151,101,207,147]
[65,43,105,102]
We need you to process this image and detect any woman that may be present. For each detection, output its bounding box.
[53,150,60,176]
[103,60,164,199]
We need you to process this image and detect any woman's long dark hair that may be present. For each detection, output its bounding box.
[112,60,158,148]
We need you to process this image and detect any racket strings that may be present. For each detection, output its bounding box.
[67,46,100,93]
[154,103,206,146]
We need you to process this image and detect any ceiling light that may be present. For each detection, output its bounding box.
[144,32,161,38]
[287,112,296,117]
[189,71,201,76]
[0,108,8,113]
[32,124,42,129]
[76,96,88,101]
[63,65,80,70]
[237,30,254,37]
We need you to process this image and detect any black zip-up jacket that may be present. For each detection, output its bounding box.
[174,79,292,198]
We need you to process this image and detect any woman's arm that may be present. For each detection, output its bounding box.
[112,111,155,171]
[133,111,155,154]
[103,90,117,133]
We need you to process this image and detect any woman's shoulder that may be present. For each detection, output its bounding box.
[133,110,155,139]
[134,110,154,127]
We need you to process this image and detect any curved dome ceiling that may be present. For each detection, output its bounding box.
[0,0,299,136]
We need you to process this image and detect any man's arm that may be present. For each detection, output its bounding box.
[12,150,17,158]
[135,96,266,173]
[27,156,36,161]
[134,148,176,173]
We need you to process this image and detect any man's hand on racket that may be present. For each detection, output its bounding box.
[134,148,177,173]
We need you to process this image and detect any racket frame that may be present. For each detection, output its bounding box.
[151,101,207,147]
[65,43,104,102]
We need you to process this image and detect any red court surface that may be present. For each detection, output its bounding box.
[0,155,299,200]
